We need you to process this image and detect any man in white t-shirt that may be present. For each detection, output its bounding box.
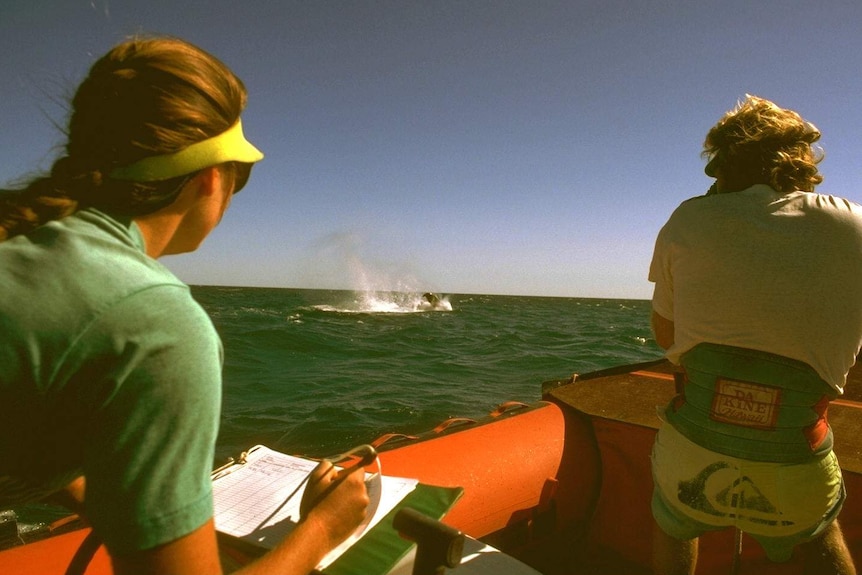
[649,95,862,575]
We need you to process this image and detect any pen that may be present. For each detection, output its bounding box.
[300,445,378,518]
[253,444,377,530]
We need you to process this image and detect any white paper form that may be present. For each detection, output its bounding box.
[212,445,418,569]
[213,447,317,539]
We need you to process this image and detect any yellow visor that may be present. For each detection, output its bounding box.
[110,119,264,182]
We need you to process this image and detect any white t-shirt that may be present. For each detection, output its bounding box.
[650,184,862,393]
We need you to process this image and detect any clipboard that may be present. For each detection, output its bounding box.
[211,445,462,574]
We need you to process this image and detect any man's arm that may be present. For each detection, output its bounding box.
[651,310,675,350]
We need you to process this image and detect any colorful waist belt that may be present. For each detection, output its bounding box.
[665,343,835,463]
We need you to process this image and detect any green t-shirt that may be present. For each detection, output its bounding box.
[0,208,222,553]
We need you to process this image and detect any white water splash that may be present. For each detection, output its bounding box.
[303,231,451,313]
[313,291,452,314]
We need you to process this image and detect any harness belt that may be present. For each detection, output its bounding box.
[665,343,835,463]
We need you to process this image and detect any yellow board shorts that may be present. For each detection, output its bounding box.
[651,422,845,562]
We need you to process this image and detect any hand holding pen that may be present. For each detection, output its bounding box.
[299,445,375,545]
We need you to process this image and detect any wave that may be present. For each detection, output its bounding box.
[310,292,453,314]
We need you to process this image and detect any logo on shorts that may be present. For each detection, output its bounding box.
[678,462,794,527]
[710,377,781,429]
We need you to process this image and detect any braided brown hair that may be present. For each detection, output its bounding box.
[0,36,247,241]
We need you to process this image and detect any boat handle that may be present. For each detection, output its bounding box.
[371,432,420,448]
[432,418,477,433]
[490,401,529,417]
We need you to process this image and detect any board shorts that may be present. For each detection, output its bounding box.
[651,421,845,562]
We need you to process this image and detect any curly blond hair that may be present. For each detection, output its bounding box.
[703,95,823,193]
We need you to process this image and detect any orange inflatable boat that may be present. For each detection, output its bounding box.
[2,358,861,574]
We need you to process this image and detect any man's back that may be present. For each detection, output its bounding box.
[650,184,862,392]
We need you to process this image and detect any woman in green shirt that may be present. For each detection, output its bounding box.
[0,36,368,574]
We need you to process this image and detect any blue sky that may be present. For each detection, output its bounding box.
[2,1,861,299]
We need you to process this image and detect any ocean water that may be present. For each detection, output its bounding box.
[192,286,664,461]
[8,286,664,533]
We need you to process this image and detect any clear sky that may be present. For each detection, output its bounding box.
[2,1,861,299]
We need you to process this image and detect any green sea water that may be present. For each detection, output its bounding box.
[9,286,664,534]
[191,286,664,461]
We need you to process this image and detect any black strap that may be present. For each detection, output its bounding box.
[65,530,102,575]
